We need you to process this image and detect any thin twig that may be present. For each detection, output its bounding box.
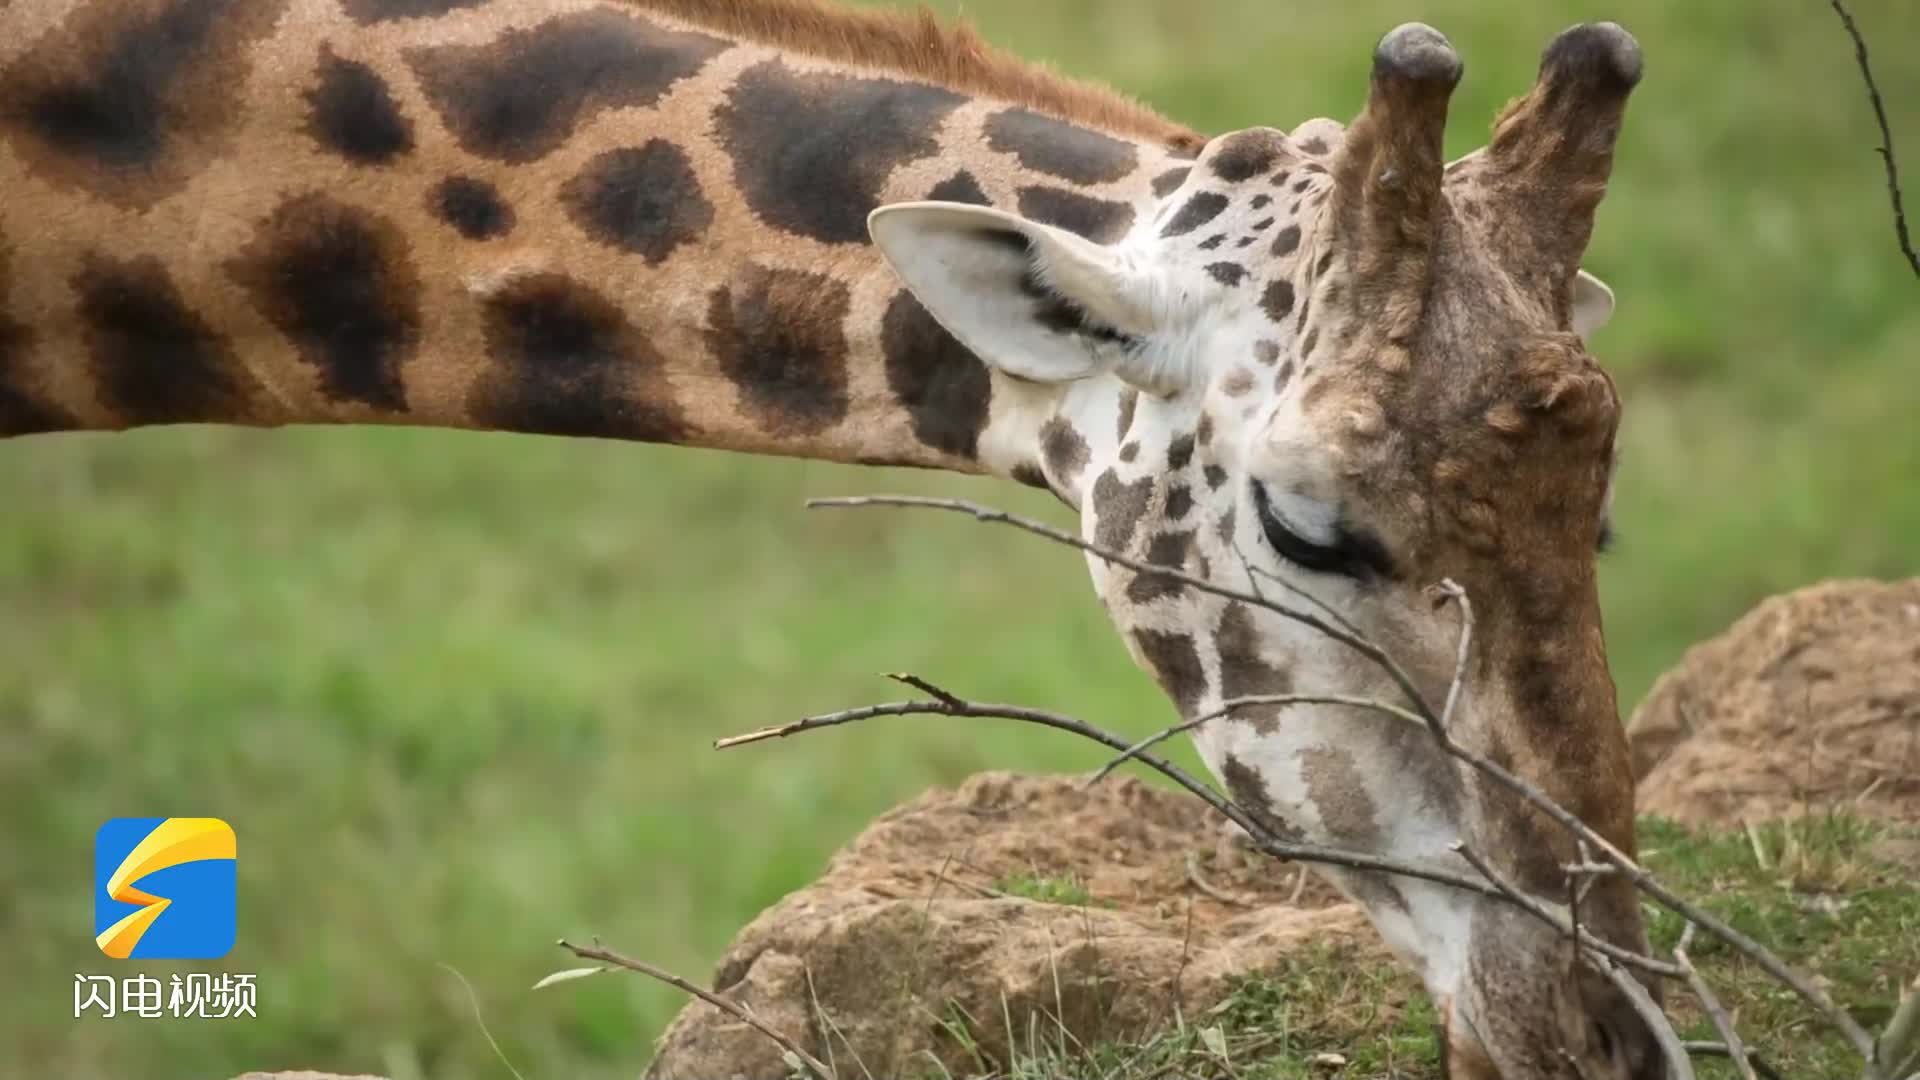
[559,939,834,1080]
[1831,0,1919,278]
[1568,842,1590,983]
[888,671,963,707]
[808,496,1433,715]
[1452,842,1685,978]
[1564,863,1619,878]
[1089,692,1427,785]
[1598,960,1699,1080]
[1184,851,1253,906]
[716,686,1509,902]
[1430,579,1472,731]
[1571,841,1601,913]
[1675,924,1756,1080]
[1235,542,1364,638]
[1681,1042,1787,1080]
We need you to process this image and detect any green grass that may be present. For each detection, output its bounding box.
[991,872,1102,907]
[984,817,1920,1080]
[2,1,1917,1077]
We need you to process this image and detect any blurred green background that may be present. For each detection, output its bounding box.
[3,1,1915,1077]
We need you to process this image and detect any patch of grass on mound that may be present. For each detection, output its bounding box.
[1640,813,1920,1080]
[928,938,1436,1080]
[992,872,1103,908]
[972,814,1919,1080]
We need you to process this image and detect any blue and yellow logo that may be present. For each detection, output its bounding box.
[94,818,236,960]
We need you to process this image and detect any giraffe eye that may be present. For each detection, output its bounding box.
[1251,482,1351,575]
[1250,482,1396,580]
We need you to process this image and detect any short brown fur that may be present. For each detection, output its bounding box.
[626,0,1206,154]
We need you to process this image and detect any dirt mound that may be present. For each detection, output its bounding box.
[1629,577,1920,827]
[244,580,1920,1079]
[645,772,1378,1080]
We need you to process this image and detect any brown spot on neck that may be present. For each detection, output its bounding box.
[1126,529,1193,604]
[407,9,730,164]
[1132,629,1207,713]
[1039,416,1091,487]
[472,274,691,442]
[428,176,515,240]
[342,0,485,22]
[926,170,991,206]
[0,0,291,208]
[0,240,67,435]
[1091,469,1154,551]
[1017,186,1135,244]
[881,292,990,459]
[705,265,853,436]
[562,141,715,264]
[986,107,1139,184]
[227,194,421,413]
[73,255,273,426]
[305,47,414,166]
[1207,128,1287,181]
[1221,754,1305,843]
[1115,388,1139,442]
[1301,745,1382,849]
[1216,604,1292,717]
[720,59,966,244]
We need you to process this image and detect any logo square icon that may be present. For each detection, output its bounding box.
[94,818,236,960]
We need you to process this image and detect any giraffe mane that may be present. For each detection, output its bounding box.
[625,0,1208,153]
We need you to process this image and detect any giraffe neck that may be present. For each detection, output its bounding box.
[0,0,1200,482]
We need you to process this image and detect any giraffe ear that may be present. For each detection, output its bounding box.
[1572,270,1615,340]
[869,202,1180,394]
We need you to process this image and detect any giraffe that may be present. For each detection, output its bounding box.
[0,1,1655,1076]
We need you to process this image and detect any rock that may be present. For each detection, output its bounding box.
[645,772,1378,1080]
[1629,577,1920,827]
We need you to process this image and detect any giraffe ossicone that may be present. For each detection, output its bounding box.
[1,3,1654,1076]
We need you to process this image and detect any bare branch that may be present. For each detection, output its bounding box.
[1234,542,1364,638]
[1675,924,1757,1080]
[1184,851,1254,907]
[558,939,834,1080]
[1088,692,1428,786]
[1429,579,1472,731]
[1831,0,1919,278]
[1563,862,1619,878]
[1599,960,1699,1080]
[1682,1043,1787,1080]
[1452,842,1685,979]
[1288,865,1310,905]
[807,496,1434,717]
[715,686,1509,901]
[887,672,963,707]
[1880,974,1920,1080]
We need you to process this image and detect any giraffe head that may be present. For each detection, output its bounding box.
[874,21,1657,1080]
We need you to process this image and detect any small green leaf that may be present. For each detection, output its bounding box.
[532,965,608,990]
